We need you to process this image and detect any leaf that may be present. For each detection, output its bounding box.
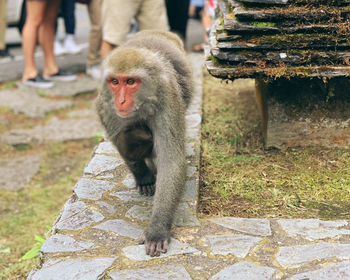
[34,235,46,244]
[20,246,41,260]
[20,235,46,261]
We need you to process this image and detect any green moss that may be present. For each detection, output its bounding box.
[249,21,276,27]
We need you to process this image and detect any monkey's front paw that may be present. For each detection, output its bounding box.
[137,173,155,196]
[138,184,155,196]
[139,230,170,257]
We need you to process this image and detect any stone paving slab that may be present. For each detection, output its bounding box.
[0,154,42,191]
[122,238,199,261]
[109,264,192,280]
[209,217,272,236]
[93,219,143,239]
[27,54,350,280]
[275,242,350,268]
[206,234,263,257]
[40,234,96,253]
[277,219,350,240]
[0,112,103,145]
[210,261,276,280]
[0,89,73,118]
[27,257,116,280]
[18,76,98,97]
[287,261,350,280]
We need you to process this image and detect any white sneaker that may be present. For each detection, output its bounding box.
[86,64,102,79]
[54,40,66,56]
[64,35,83,54]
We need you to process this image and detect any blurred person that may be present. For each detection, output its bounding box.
[0,0,12,58]
[22,0,76,88]
[188,0,204,20]
[165,0,190,42]
[101,0,168,58]
[54,0,83,55]
[86,0,102,79]
[192,0,216,52]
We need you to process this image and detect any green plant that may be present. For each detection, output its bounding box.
[20,235,46,261]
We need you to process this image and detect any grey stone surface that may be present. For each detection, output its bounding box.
[277,219,350,240]
[210,261,276,280]
[186,143,195,157]
[41,234,96,253]
[126,203,200,227]
[0,116,102,145]
[93,219,143,239]
[49,77,98,97]
[210,217,272,236]
[97,201,117,213]
[122,238,198,261]
[122,173,136,189]
[84,154,124,176]
[0,89,73,118]
[110,189,153,202]
[0,154,42,191]
[276,242,350,268]
[187,166,197,177]
[288,261,350,280]
[183,179,197,200]
[186,126,200,140]
[55,200,104,231]
[73,178,115,200]
[186,113,202,128]
[19,76,98,97]
[110,265,192,280]
[95,141,118,155]
[27,257,116,280]
[207,234,263,257]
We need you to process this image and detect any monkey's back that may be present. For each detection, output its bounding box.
[122,31,193,108]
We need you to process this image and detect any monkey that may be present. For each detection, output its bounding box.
[96,30,193,257]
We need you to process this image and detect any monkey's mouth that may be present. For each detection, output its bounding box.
[117,108,133,117]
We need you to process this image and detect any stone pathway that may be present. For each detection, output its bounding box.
[0,75,102,191]
[24,53,350,279]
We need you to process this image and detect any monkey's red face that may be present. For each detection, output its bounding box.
[107,75,142,116]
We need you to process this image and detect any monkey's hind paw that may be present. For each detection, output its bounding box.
[140,234,169,257]
[138,183,155,196]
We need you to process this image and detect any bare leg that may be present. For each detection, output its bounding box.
[22,1,46,81]
[201,10,212,43]
[40,0,61,76]
[101,40,115,59]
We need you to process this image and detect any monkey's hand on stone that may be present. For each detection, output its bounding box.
[140,226,171,257]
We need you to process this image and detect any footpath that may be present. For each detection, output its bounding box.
[0,53,349,279]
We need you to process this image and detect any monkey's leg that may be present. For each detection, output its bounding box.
[124,159,156,196]
[115,128,155,196]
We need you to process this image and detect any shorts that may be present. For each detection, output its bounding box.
[102,0,168,46]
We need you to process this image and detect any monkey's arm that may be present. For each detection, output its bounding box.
[142,114,187,257]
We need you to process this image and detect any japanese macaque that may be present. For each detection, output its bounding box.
[96,30,193,257]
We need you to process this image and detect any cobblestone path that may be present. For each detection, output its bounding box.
[26,54,350,280]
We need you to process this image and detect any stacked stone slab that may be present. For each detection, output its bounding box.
[206,0,350,79]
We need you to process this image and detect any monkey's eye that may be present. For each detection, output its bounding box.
[126,78,135,85]
[110,78,119,85]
